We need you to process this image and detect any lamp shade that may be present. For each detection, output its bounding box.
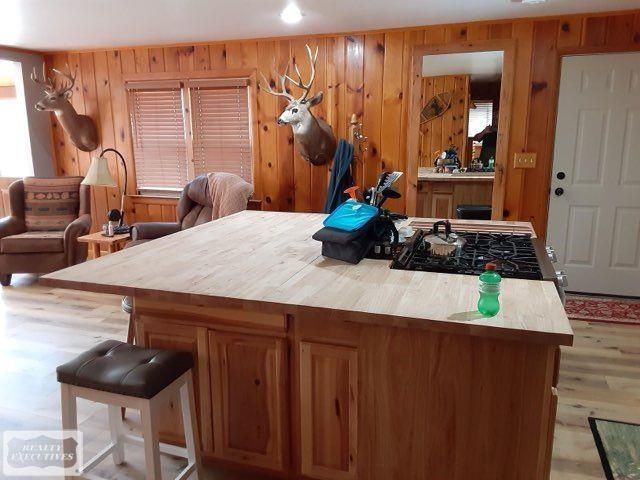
[81,156,117,187]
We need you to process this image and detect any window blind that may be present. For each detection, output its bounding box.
[190,80,253,182]
[468,101,494,137]
[127,81,188,191]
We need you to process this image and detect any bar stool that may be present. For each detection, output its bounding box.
[56,340,202,480]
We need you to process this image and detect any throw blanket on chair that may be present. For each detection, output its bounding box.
[206,172,254,220]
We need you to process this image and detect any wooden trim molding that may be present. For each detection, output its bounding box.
[406,39,516,219]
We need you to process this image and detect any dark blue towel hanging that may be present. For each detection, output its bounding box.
[324,139,354,214]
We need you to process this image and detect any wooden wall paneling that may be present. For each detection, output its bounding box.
[362,34,385,190]
[257,41,280,211]
[445,24,468,43]
[420,76,433,166]
[328,37,347,141]
[147,203,163,221]
[521,20,559,238]
[490,22,514,40]
[209,44,227,70]
[178,46,195,72]
[225,42,258,70]
[275,40,295,212]
[309,37,329,213]
[164,47,181,72]
[424,25,445,45]
[503,21,534,220]
[467,23,490,41]
[344,35,365,189]
[51,54,80,177]
[605,14,636,46]
[490,40,516,220]
[290,39,313,212]
[93,51,121,217]
[148,47,165,72]
[194,45,211,70]
[78,52,105,231]
[134,48,150,73]
[108,50,137,196]
[379,31,405,212]
[431,76,444,161]
[46,10,640,235]
[45,55,63,177]
[68,53,91,176]
[582,16,609,46]
[441,75,455,154]
[402,30,427,216]
[556,17,583,48]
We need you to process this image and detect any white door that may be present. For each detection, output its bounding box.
[547,53,640,297]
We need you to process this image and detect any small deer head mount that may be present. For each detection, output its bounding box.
[260,45,337,166]
[31,64,99,152]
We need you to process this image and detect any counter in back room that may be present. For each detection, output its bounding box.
[42,210,573,480]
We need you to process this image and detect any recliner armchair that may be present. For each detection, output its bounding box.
[0,177,91,286]
[129,174,260,246]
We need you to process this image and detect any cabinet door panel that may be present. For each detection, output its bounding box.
[209,331,287,471]
[137,317,213,452]
[300,342,357,480]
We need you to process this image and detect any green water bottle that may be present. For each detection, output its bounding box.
[478,262,501,316]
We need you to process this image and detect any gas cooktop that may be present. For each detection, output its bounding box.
[391,230,543,280]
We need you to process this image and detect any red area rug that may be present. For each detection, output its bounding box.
[565,294,640,325]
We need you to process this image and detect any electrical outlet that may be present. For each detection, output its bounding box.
[514,152,537,169]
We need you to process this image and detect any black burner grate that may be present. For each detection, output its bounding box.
[391,230,543,280]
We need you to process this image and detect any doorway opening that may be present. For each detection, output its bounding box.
[0,59,33,177]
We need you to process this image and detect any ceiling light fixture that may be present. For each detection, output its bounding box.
[281,4,303,24]
[511,0,547,4]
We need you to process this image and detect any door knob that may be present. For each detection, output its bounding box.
[556,172,566,180]
[554,187,564,196]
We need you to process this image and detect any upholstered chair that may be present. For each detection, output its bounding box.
[129,174,261,247]
[0,177,91,286]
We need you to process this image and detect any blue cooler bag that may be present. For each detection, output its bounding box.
[323,200,379,232]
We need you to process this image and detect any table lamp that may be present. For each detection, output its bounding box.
[82,148,130,234]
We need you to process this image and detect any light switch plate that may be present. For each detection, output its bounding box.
[514,152,537,169]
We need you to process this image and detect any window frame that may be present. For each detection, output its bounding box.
[467,99,494,139]
[123,69,260,197]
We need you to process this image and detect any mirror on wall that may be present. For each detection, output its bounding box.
[420,50,503,173]
[415,49,508,220]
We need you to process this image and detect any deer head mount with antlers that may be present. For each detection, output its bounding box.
[31,64,99,152]
[260,45,337,166]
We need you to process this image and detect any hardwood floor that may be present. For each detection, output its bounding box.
[0,274,637,479]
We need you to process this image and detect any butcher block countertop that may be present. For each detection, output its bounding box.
[41,211,573,346]
[418,167,495,182]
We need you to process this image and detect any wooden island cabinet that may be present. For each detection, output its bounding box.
[42,211,572,480]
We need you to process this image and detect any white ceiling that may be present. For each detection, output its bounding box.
[0,0,637,52]
[423,51,504,80]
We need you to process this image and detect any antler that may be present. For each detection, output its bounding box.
[286,44,318,102]
[51,63,77,96]
[30,64,55,95]
[260,62,295,101]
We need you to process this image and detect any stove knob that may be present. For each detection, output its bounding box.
[545,246,557,263]
[555,270,568,288]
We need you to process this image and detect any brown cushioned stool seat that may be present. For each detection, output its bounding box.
[56,339,193,399]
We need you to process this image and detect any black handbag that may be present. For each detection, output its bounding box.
[312,223,375,264]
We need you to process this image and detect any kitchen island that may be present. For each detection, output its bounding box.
[42,211,572,480]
